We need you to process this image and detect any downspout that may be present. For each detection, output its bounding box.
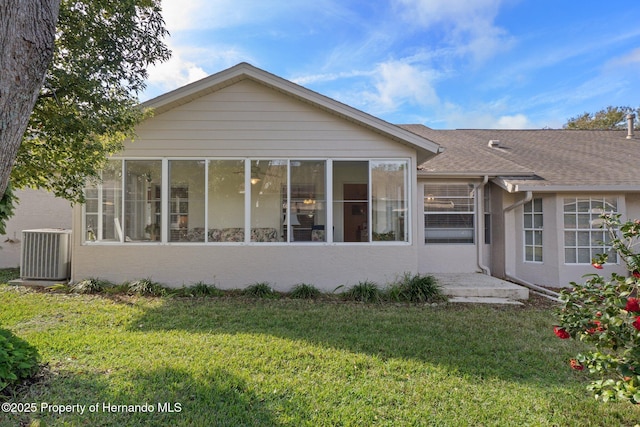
[503,191,561,299]
[476,176,490,275]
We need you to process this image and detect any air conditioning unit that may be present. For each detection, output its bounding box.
[21,229,72,281]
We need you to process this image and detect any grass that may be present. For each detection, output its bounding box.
[1,276,640,425]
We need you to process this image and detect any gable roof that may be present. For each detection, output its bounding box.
[403,125,640,192]
[142,63,442,163]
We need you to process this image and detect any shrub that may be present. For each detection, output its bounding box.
[127,278,166,297]
[0,328,39,392]
[243,282,278,298]
[289,283,321,299]
[0,268,20,284]
[386,273,446,303]
[343,281,382,303]
[70,278,113,294]
[182,282,223,298]
[556,214,640,403]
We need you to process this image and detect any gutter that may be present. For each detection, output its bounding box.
[505,273,561,301]
[503,191,532,213]
[476,176,490,275]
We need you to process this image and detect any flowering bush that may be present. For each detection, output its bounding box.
[556,214,640,403]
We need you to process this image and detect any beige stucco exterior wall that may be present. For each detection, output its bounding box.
[0,189,72,268]
[505,192,634,288]
[71,79,422,290]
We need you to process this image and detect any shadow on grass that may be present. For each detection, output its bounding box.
[1,366,280,427]
[127,298,577,386]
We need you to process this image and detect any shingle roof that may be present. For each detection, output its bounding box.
[401,125,640,192]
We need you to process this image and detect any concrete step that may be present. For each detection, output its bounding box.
[448,296,524,305]
[433,273,530,300]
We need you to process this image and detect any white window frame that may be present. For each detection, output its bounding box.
[563,196,619,264]
[82,157,411,246]
[424,183,475,244]
[523,198,543,263]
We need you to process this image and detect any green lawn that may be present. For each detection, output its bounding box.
[1,280,639,426]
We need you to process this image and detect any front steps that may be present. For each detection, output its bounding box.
[432,273,529,304]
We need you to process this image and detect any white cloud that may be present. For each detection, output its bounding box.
[608,47,640,67]
[393,0,512,62]
[395,0,502,26]
[362,61,439,114]
[291,70,373,86]
[142,43,251,100]
[160,0,266,31]
[495,114,531,129]
[145,53,208,94]
[433,102,536,129]
[160,0,341,32]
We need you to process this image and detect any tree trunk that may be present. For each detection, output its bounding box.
[0,0,60,198]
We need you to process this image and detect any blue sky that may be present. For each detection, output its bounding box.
[142,0,640,129]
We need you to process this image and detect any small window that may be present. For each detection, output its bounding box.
[424,184,474,244]
[523,198,543,262]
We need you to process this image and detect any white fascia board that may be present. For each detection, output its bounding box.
[419,172,533,180]
[494,178,640,193]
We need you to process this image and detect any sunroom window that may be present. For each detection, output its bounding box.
[371,161,408,241]
[169,160,205,242]
[84,158,409,244]
[424,183,474,244]
[251,160,287,242]
[84,159,122,242]
[288,160,327,242]
[563,197,618,264]
[124,160,162,242]
[207,160,245,242]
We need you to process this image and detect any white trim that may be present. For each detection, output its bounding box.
[244,158,251,244]
[523,197,543,263]
[326,160,334,244]
[562,195,620,265]
[161,159,169,243]
[83,156,413,246]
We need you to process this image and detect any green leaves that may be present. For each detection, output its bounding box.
[10,0,170,203]
[0,328,40,392]
[564,106,640,130]
[556,214,640,403]
[0,184,17,235]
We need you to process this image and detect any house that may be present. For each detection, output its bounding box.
[408,125,640,288]
[70,62,640,290]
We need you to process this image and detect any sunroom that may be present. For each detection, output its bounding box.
[71,63,441,289]
[84,158,410,245]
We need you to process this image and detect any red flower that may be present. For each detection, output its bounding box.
[633,317,640,331]
[626,298,640,312]
[587,320,604,334]
[633,271,640,279]
[592,262,603,269]
[554,326,570,339]
[570,359,584,371]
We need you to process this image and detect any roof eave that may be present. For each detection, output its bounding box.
[494,178,640,193]
[418,171,534,179]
